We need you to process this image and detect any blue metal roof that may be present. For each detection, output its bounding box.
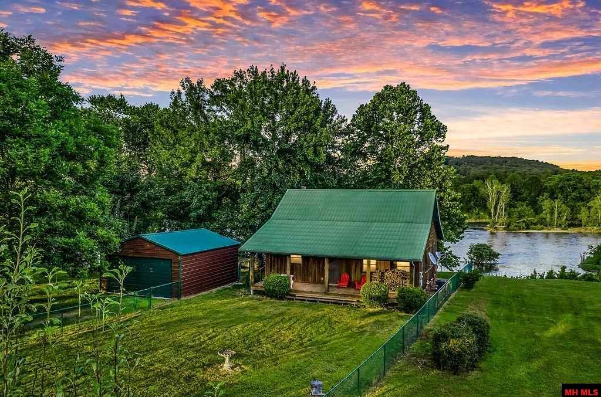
[136,228,239,256]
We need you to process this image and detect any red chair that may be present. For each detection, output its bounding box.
[355,275,367,290]
[337,273,350,288]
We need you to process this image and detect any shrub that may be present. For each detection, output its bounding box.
[455,313,490,356]
[361,282,389,308]
[431,322,478,374]
[396,286,427,313]
[467,243,500,272]
[263,274,291,299]
[459,270,481,290]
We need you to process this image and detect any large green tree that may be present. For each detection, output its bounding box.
[88,94,165,235]
[341,83,466,242]
[209,65,346,239]
[0,31,120,275]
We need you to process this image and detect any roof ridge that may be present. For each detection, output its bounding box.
[141,227,208,236]
[267,219,433,225]
[286,189,437,192]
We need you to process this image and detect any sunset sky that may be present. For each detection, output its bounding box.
[1,0,600,170]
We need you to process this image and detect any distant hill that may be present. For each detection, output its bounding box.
[446,156,562,178]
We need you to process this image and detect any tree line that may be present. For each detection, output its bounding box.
[452,157,601,230]
[0,31,466,276]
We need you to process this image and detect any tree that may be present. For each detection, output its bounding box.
[0,31,120,275]
[589,193,601,228]
[467,243,501,270]
[438,244,460,270]
[88,95,163,236]
[209,65,346,240]
[485,178,510,229]
[341,83,466,242]
[580,207,590,228]
[540,197,570,229]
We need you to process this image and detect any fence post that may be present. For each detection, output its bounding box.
[402,326,405,352]
[148,287,153,309]
[134,292,138,311]
[383,344,386,376]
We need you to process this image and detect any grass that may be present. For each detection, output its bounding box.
[436,271,456,279]
[25,286,408,397]
[368,277,601,397]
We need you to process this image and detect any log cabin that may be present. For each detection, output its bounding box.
[240,189,443,303]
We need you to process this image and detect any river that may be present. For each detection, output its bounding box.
[450,228,601,277]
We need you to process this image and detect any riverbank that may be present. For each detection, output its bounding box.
[466,222,601,234]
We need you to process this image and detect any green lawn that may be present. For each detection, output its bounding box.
[368,277,601,397]
[25,287,408,397]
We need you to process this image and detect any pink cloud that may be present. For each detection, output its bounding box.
[14,5,46,14]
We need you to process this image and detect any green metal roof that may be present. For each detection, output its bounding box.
[134,228,239,256]
[240,189,443,261]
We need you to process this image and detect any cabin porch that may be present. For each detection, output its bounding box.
[249,253,433,303]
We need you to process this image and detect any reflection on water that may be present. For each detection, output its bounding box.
[450,228,601,277]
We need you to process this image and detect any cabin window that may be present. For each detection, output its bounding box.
[362,259,377,272]
[394,261,411,272]
[290,254,302,264]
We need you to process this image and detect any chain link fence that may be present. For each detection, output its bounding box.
[324,263,473,397]
[27,281,181,332]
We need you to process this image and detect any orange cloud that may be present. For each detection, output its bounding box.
[14,5,46,14]
[429,6,443,14]
[117,9,138,16]
[77,21,104,27]
[125,0,167,10]
[490,0,584,18]
[258,8,289,27]
[359,0,398,21]
[555,161,601,171]
[186,0,248,22]
[0,11,12,16]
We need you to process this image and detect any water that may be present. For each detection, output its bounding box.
[450,228,601,277]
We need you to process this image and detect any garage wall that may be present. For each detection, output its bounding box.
[119,237,180,283]
[181,245,239,296]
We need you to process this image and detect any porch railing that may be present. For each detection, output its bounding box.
[323,262,473,397]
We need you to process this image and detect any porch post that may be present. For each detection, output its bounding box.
[249,255,255,296]
[324,257,329,293]
[286,255,291,277]
[366,266,371,283]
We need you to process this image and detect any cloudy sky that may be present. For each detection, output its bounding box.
[1,0,600,170]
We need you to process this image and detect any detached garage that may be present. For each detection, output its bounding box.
[107,228,240,298]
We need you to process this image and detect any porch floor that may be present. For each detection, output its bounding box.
[252,281,397,304]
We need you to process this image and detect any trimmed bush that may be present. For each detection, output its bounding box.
[360,282,389,307]
[263,274,291,299]
[396,287,427,313]
[456,313,490,356]
[459,270,481,290]
[432,322,478,374]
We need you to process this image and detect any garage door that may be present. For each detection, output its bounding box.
[109,256,173,298]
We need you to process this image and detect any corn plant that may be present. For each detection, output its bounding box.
[205,382,226,397]
[103,263,133,314]
[94,296,117,331]
[0,190,40,397]
[74,280,86,319]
